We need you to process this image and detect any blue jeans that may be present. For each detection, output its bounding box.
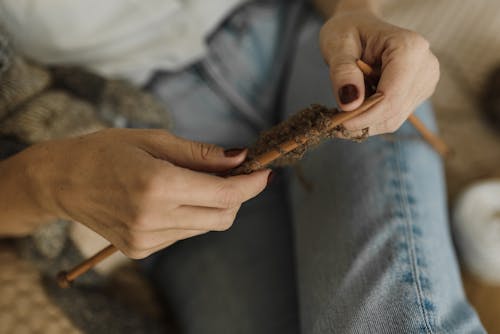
[142,2,485,333]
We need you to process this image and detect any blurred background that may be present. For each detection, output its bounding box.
[384,0,500,201]
[384,0,500,332]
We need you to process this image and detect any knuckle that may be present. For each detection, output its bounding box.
[329,60,360,79]
[384,118,396,133]
[429,53,440,77]
[119,237,139,258]
[404,31,429,50]
[390,31,430,56]
[134,172,159,197]
[126,197,154,231]
[122,249,148,260]
[134,167,175,203]
[319,23,351,50]
[384,116,405,134]
[217,208,239,231]
[190,141,219,161]
[215,183,243,208]
[122,230,150,253]
[387,123,399,134]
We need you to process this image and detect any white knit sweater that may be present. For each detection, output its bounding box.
[0,0,247,84]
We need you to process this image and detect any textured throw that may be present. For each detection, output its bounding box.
[0,26,170,334]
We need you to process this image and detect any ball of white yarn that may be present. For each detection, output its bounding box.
[452,180,500,284]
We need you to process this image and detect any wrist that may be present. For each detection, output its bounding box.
[24,141,70,222]
[0,144,59,235]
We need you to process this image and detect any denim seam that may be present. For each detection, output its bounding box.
[394,140,435,334]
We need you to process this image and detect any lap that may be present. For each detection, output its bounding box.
[290,106,483,333]
[142,6,485,334]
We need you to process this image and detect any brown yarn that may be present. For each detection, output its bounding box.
[230,93,383,175]
[249,104,337,167]
[247,104,368,168]
[0,45,170,144]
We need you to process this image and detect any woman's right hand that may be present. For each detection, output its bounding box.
[27,129,270,259]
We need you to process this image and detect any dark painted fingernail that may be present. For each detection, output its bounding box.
[224,148,245,157]
[339,84,359,104]
[266,170,275,186]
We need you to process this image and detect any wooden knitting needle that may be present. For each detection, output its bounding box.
[56,93,385,287]
[231,92,384,174]
[356,59,452,158]
[57,244,118,288]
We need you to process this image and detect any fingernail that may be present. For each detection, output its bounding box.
[339,84,359,104]
[224,148,245,157]
[266,170,275,186]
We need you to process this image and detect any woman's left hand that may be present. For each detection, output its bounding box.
[319,8,440,136]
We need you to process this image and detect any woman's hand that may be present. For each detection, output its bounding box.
[22,129,270,259]
[319,6,440,135]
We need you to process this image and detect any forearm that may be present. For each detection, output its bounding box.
[0,145,56,236]
[312,0,384,18]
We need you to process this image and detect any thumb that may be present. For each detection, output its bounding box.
[137,130,247,172]
[324,37,365,111]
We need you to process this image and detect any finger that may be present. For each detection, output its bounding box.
[120,228,209,259]
[162,165,271,208]
[342,55,417,134]
[168,205,239,231]
[171,167,271,208]
[129,205,240,232]
[125,203,242,257]
[322,29,365,111]
[343,30,437,135]
[341,97,411,136]
[133,129,248,172]
[144,229,209,257]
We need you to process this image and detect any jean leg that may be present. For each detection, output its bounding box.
[139,5,300,332]
[142,72,300,332]
[284,15,486,334]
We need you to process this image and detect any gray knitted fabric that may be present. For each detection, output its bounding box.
[0,33,170,144]
[0,26,12,81]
